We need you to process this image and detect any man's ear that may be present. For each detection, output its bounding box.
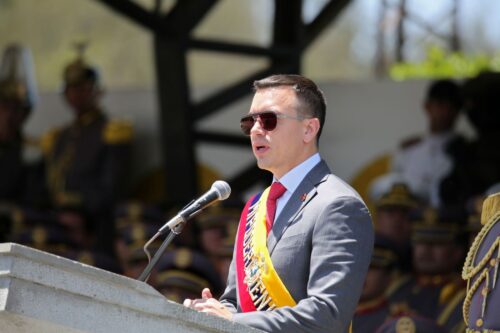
[303,118,320,144]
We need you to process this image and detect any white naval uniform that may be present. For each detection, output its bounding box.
[392,131,457,207]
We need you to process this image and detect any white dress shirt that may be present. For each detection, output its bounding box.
[273,153,321,220]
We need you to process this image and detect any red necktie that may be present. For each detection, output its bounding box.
[266,182,287,234]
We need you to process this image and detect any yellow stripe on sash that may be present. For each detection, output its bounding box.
[252,188,296,308]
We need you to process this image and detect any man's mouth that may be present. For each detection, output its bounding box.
[253,143,269,154]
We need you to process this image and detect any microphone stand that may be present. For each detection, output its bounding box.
[137,209,200,282]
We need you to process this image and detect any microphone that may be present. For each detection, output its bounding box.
[158,180,231,235]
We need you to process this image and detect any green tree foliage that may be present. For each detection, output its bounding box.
[390,46,500,80]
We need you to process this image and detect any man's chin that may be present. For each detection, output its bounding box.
[256,159,271,172]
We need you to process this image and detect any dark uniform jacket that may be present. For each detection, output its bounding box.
[42,109,132,218]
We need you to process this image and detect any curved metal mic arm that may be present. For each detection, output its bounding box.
[138,180,231,282]
[137,210,201,282]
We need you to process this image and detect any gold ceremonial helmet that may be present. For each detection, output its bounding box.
[63,42,99,88]
[376,183,418,210]
[411,207,465,244]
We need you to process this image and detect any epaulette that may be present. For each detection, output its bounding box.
[439,277,465,305]
[481,193,500,226]
[462,193,500,330]
[76,251,95,267]
[437,288,466,327]
[399,135,422,149]
[10,206,25,235]
[40,128,62,155]
[102,119,133,144]
[355,296,388,315]
[54,191,82,207]
[385,274,412,298]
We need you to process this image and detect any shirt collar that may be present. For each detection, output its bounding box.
[274,153,321,194]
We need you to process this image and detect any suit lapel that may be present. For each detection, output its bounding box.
[267,160,331,255]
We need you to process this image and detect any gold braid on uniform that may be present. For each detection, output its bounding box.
[43,127,81,206]
[40,128,61,156]
[102,119,133,144]
[49,147,76,203]
[462,210,500,326]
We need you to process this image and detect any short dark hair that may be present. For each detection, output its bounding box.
[253,74,327,141]
[426,79,462,110]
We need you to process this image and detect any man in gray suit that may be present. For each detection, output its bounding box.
[184,74,374,333]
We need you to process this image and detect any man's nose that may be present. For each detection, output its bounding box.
[250,117,264,135]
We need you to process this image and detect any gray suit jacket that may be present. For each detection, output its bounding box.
[220,160,374,333]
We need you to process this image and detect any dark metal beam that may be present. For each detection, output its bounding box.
[154,36,198,203]
[164,0,218,33]
[192,62,296,121]
[188,38,293,57]
[273,0,304,45]
[94,0,174,35]
[304,0,351,49]
[272,0,303,70]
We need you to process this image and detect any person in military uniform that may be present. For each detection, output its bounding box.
[0,44,46,242]
[41,45,133,256]
[11,224,78,257]
[388,207,467,332]
[465,183,500,247]
[442,72,500,211]
[67,250,123,275]
[195,203,241,282]
[117,220,164,279]
[374,315,446,333]
[0,44,39,205]
[371,177,419,272]
[156,248,225,303]
[462,191,500,332]
[392,79,464,208]
[123,241,160,285]
[461,72,500,199]
[372,179,419,246]
[353,234,404,333]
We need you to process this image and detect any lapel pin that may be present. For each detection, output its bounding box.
[300,193,307,202]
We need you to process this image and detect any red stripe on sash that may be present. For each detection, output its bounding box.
[235,194,260,312]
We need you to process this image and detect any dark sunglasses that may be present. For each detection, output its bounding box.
[240,111,306,136]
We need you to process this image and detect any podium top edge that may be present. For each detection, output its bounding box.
[0,242,157,295]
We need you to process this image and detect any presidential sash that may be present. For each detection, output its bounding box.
[235,188,296,312]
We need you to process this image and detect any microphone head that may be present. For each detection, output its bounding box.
[211,180,231,200]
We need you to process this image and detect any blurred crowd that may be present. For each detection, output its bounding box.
[0,43,245,308]
[1,43,499,333]
[353,76,500,332]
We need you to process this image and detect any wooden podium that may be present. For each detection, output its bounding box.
[0,243,260,333]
